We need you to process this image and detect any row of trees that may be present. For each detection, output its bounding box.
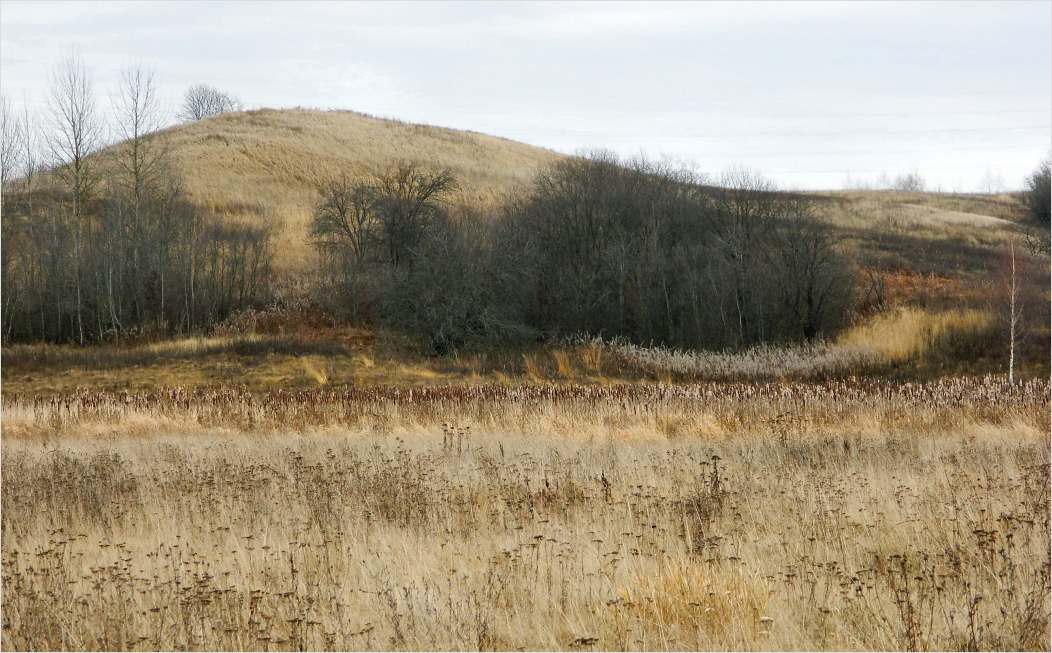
[1,56,270,344]
[309,153,854,353]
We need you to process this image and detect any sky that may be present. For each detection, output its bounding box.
[1,0,1050,192]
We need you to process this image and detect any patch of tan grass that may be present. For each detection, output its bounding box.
[839,306,996,362]
[823,189,1025,225]
[162,109,562,271]
[2,381,1048,650]
[591,336,879,381]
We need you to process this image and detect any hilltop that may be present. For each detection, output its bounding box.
[158,108,1030,274]
[162,108,563,269]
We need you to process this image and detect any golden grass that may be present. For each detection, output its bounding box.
[131,109,1027,274]
[838,306,996,363]
[161,109,562,270]
[2,379,1048,651]
[822,189,1025,226]
[816,190,1023,271]
[0,301,1029,395]
[0,330,470,396]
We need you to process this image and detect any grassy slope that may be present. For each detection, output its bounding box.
[162,108,1028,274]
[164,108,562,270]
[816,189,1025,276]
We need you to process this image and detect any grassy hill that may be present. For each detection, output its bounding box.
[154,108,1030,277]
[2,108,1046,394]
[163,108,563,270]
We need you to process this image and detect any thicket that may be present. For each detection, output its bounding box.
[0,59,272,344]
[310,152,855,353]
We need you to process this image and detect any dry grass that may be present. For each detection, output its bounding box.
[595,338,878,382]
[161,109,562,270]
[2,379,1048,651]
[0,301,1029,395]
[820,190,1025,228]
[570,304,1007,382]
[838,307,997,363]
[814,190,1026,279]
[143,110,1028,275]
[0,324,467,395]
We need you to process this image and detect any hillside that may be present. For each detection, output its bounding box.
[151,108,1033,278]
[162,109,563,270]
[160,108,1029,273]
[3,106,1046,390]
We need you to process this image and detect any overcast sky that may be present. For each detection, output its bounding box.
[2,0,1050,191]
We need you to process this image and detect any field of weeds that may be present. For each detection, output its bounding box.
[2,377,1049,651]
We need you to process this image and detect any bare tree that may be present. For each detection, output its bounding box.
[370,162,458,267]
[104,64,177,336]
[979,169,1005,194]
[308,163,457,325]
[46,51,105,344]
[309,174,378,267]
[112,65,169,191]
[0,95,23,191]
[177,83,241,122]
[16,98,40,199]
[892,168,925,192]
[1,96,25,339]
[707,167,781,347]
[772,204,854,342]
[1006,239,1022,385]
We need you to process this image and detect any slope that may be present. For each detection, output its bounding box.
[163,108,564,270]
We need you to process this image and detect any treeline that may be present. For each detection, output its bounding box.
[1,57,270,344]
[310,152,855,354]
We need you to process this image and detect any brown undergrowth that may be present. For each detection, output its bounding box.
[2,378,1049,650]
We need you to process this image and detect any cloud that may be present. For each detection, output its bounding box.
[1,0,1048,191]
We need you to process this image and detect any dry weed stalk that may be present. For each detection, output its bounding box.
[2,379,1049,651]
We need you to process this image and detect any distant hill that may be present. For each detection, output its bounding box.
[163,108,564,270]
[152,108,1026,276]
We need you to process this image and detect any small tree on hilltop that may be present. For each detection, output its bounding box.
[177,84,241,122]
[892,168,925,192]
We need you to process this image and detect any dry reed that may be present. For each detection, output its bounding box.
[2,378,1049,650]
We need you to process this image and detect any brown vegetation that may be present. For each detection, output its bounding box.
[2,378,1048,651]
[164,109,562,270]
[133,109,1031,277]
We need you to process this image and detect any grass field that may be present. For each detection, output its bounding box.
[3,107,1049,652]
[2,379,1049,651]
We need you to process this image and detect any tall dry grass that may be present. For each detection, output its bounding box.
[575,306,999,382]
[162,109,561,270]
[2,379,1048,651]
[837,307,998,363]
[593,338,878,382]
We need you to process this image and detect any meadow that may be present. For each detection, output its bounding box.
[2,377,1049,651]
[2,106,1048,651]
